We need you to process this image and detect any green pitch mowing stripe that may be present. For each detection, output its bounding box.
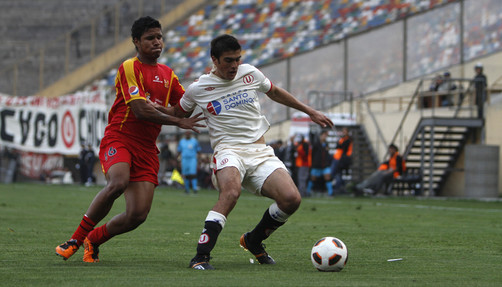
[1,183,501,287]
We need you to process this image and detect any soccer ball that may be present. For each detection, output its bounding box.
[311,237,348,272]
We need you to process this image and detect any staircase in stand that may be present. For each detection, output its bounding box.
[402,117,483,196]
[344,124,378,183]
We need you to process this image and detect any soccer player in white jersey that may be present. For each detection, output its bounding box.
[167,34,334,270]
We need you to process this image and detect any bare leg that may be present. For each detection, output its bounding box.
[106,181,155,235]
[85,162,130,223]
[211,167,242,216]
[262,168,301,214]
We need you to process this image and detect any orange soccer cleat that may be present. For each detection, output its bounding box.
[55,239,79,260]
[83,237,100,263]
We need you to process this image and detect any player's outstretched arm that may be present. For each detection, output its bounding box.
[266,85,334,129]
[147,98,195,118]
[146,98,174,115]
[129,99,205,132]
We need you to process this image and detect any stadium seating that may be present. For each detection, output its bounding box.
[0,0,183,96]
[161,0,458,80]
[5,0,494,98]
[0,0,122,73]
[0,0,461,96]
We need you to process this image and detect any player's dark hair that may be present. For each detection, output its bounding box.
[211,34,241,59]
[389,143,398,151]
[131,16,161,41]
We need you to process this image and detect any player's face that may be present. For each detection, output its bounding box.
[134,27,163,63]
[212,50,241,80]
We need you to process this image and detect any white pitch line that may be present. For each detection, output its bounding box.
[196,192,502,214]
[301,198,502,213]
[376,202,502,213]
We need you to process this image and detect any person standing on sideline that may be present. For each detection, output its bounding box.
[78,143,89,185]
[84,144,96,186]
[55,16,205,263]
[167,34,333,270]
[307,130,333,196]
[157,138,173,185]
[295,135,311,197]
[282,135,298,185]
[177,131,201,194]
[331,127,352,194]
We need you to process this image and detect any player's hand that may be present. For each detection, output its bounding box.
[309,110,334,129]
[178,112,206,133]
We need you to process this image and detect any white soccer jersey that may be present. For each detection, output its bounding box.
[179,64,272,149]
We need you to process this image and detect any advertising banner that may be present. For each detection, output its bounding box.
[0,90,108,155]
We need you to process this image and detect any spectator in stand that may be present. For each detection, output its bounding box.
[177,131,201,194]
[473,62,488,119]
[423,74,443,108]
[437,71,457,107]
[295,135,311,197]
[306,130,333,196]
[355,144,406,195]
[331,127,353,194]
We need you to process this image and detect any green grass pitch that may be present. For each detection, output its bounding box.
[1,183,501,286]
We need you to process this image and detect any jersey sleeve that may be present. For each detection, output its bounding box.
[167,71,185,107]
[178,83,197,113]
[117,59,146,104]
[254,67,272,93]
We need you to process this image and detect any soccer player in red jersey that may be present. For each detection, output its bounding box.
[55,16,205,262]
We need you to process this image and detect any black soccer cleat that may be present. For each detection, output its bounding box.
[189,254,214,270]
[240,232,276,264]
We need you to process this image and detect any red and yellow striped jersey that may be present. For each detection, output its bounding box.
[104,57,184,151]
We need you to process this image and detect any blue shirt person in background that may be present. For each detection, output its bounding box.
[177,131,201,193]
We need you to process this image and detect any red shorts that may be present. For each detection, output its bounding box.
[99,138,159,186]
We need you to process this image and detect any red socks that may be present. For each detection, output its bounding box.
[87,224,113,245]
[71,215,96,246]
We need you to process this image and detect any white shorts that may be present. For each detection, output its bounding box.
[211,143,287,195]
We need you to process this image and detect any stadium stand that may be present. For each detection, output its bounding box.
[161,0,458,81]
[0,0,184,96]
[463,0,502,60]
[0,0,120,73]
[0,0,459,96]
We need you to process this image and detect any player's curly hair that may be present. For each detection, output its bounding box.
[131,16,161,42]
[211,34,241,59]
